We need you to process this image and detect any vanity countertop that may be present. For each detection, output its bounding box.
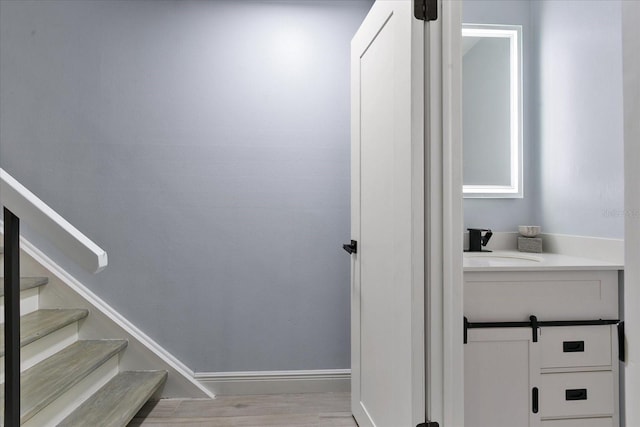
[463,250,623,272]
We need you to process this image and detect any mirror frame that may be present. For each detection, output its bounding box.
[462,24,523,198]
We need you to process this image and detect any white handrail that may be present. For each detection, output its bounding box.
[0,168,107,273]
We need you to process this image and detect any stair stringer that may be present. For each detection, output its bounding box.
[16,235,214,399]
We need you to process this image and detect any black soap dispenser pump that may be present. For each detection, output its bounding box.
[467,228,493,252]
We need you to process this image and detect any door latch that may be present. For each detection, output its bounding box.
[342,240,357,255]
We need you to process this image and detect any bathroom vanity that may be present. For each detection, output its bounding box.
[464,251,622,427]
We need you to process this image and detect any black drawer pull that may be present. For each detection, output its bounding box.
[566,388,587,401]
[532,387,538,413]
[563,340,585,352]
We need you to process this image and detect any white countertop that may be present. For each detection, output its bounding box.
[463,250,623,272]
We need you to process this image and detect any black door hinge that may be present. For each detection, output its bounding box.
[414,0,438,21]
[417,422,439,427]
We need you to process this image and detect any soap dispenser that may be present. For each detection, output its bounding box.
[466,228,493,252]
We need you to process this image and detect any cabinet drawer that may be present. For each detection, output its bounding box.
[542,418,614,427]
[540,371,614,418]
[540,326,612,369]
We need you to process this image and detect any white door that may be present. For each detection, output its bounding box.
[349,1,426,426]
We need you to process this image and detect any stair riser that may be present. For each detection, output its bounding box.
[0,287,39,317]
[22,355,119,427]
[0,323,78,382]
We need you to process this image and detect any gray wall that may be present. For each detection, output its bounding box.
[463,0,624,239]
[0,0,373,372]
[463,0,537,232]
[533,0,624,238]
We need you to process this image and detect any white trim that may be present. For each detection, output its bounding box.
[411,7,426,425]
[195,369,350,396]
[427,1,464,425]
[622,2,640,426]
[0,168,107,273]
[15,233,214,399]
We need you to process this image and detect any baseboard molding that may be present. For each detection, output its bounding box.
[195,369,351,396]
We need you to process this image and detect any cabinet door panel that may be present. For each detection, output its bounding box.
[465,328,540,427]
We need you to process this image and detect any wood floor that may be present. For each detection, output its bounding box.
[129,392,357,426]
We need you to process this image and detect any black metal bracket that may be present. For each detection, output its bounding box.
[463,316,469,344]
[618,321,625,362]
[414,0,437,21]
[417,422,439,427]
[530,315,539,342]
[463,316,620,344]
[342,240,357,255]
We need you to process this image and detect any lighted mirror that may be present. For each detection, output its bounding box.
[462,24,523,198]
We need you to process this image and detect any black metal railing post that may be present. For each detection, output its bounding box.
[4,207,20,426]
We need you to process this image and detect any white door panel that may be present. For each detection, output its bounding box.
[350,1,425,426]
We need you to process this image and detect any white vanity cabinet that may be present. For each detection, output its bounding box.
[464,268,621,427]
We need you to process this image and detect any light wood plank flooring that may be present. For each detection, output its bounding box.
[129,392,357,426]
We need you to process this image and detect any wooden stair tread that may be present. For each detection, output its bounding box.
[0,339,128,424]
[0,277,49,296]
[0,308,89,357]
[58,370,168,427]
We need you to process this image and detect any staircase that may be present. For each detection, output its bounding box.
[1,247,168,426]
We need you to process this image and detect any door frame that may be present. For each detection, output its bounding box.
[426,0,464,426]
[622,2,640,426]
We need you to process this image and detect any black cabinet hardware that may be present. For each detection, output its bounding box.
[566,388,588,401]
[532,387,539,413]
[342,240,357,255]
[463,317,469,344]
[618,321,625,362]
[530,315,539,342]
[416,422,439,427]
[563,340,585,352]
[463,317,620,344]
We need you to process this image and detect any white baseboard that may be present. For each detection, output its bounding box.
[195,369,351,396]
